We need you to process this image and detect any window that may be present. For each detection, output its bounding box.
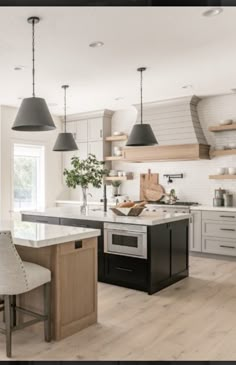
[13,143,45,211]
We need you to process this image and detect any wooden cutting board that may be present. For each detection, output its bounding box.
[140,169,165,202]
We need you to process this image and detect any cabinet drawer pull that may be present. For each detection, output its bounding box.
[100,129,103,138]
[220,245,235,249]
[116,267,133,273]
[220,228,235,231]
[219,215,235,218]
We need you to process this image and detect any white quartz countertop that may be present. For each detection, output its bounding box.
[190,205,236,212]
[22,207,191,226]
[0,220,100,248]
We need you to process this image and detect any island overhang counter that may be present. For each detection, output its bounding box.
[4,220,101,341]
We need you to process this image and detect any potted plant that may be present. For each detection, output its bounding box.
[63,154,108,212]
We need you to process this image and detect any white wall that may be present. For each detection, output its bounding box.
[112,94,236,206]
[0,105,64,220]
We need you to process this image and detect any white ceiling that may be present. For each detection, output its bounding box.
[0,6,236,116]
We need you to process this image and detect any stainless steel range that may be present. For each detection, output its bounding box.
[144,201,199,214]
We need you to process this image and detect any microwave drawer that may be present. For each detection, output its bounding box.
[202,237,236,256]
[202,211,236,222]
[202,221,236,239]
[105,253,147,289]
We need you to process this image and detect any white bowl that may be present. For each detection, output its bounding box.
[228,143,236,149]
[113,131,123,136]
[228,168,236,175]
[219,119,233,125]
[217,168,226,175]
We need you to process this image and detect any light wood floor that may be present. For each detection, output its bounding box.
[1,255,236,360]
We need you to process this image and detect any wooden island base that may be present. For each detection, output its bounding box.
[16,237,97,341]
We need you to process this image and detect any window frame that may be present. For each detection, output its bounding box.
[11,139,46,212]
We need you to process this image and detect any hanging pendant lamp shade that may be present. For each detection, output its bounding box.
[12,17,56,132]
[53,85,78,152]
[126,67,157,147]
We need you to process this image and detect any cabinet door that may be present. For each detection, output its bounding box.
[87,118,103,141]
[88,141,104,161]
[189,210,202,252]
[170,220,188,276]
[76,119,88,142]
[148,224,171,289]
[78,142,88,160]
[63,150,79,171]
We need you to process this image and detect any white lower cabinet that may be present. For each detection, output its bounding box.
[201,210,236,257]
[202,237,236,257]
[189,210,202,252]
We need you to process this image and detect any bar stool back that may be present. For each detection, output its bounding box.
[0,230,51,357]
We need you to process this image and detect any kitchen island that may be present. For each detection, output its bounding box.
[5,219,100,341]
[22,207,191,295]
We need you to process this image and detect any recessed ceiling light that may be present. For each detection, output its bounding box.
[182,84,193,89]
[202,8,223,17]
[14,65,25,71]
[17,97,23,100]
[89,41,104,48]
[115,97,124,101]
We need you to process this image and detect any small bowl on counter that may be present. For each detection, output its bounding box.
[216,167,227,175]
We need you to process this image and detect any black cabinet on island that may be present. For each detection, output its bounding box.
[21,207,190,295]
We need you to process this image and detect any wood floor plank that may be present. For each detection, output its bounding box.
[1,255,236,360]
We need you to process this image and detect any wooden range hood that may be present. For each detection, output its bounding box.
[122,143,210,162]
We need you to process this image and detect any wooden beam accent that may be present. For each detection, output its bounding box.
[208,124,236,132]
[105,156,124,161]
[122,144,210,162]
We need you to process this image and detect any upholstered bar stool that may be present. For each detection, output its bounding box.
[0,230,52,358]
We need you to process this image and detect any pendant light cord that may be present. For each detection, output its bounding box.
[64,86,67,132]
[140,69,143,124]
[62,85,69,133]
[32,19,36,97]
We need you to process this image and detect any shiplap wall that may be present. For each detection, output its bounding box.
[112,93,236,205]
[135,95,207,145]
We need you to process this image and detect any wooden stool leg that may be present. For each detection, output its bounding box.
[11,295,16,328]
[44,282,51,342]
[4,295,12,358]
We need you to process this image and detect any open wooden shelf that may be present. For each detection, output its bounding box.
[105,135,128,142]
[208,124,236,132]
[211,149,236,157]
[105,156,123,161]
[105,175,133,181]
[209,174,236,180]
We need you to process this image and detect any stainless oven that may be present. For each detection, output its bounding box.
[104,222,147,259]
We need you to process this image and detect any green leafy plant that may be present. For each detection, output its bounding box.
[63,154,108,189]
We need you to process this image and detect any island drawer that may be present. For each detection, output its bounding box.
[202,221,236,239]
[202,237,236,256]
[22,214,60,225]
[104,253,147,290]
[202,211,236,222]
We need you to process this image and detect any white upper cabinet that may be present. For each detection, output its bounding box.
[76,119,88,142]
[88,141,104,161]
[77,142,88,160]
[87,118,103,141]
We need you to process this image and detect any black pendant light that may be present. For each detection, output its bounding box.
[53,85,78,152]
[126,67,157,146]
[12,17,56,132]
